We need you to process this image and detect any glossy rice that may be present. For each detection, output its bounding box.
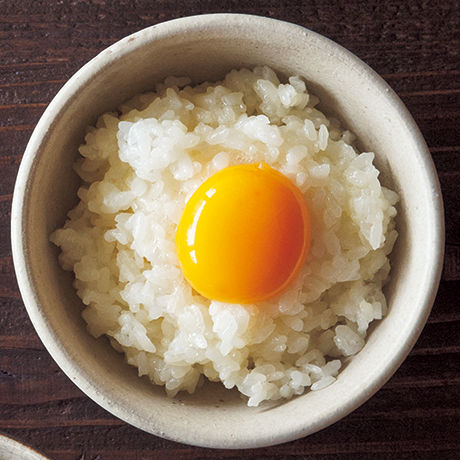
[51,66,399,406]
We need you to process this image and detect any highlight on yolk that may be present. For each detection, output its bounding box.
[176,162,311,304]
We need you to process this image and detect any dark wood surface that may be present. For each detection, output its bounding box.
[1,1,459,459]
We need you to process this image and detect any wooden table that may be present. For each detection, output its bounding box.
[1,1,459,459]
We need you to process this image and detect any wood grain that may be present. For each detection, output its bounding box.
[1,1,459,459]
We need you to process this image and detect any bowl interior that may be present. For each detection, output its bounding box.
[12,14,444,448]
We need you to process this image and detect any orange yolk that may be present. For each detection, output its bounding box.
[176,162,311,304]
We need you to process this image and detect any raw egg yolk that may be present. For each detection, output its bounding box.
[176,162,311,304]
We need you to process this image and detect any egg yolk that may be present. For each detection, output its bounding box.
[176,162,311,304]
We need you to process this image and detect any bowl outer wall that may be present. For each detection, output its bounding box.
[11,14,445,449]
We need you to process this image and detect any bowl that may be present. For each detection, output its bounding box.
[11,14,444,448]
[0,433,50,460]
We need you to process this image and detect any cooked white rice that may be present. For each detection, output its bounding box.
[51,66,399,407]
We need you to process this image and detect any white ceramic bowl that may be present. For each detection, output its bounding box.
[11,14,444,448]
[0,434,50,460]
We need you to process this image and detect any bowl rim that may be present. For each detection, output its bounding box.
[11,13,445,449]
